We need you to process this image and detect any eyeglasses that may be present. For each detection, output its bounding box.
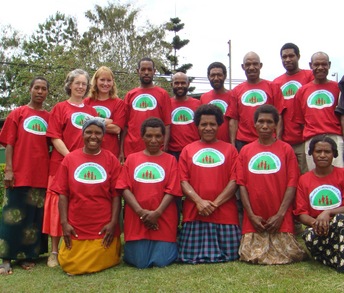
[73,81,88,87]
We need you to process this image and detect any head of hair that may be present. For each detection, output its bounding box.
[64,69,90,97]
[207,62,227,77]
[138,57,155,69]
[82,117,106,134]
[254,104,279,124]
[310,51,330,63]
[194,104,224,126]
[88,66,118,99]
[280,43,300,57]
[30,76,50,90]
[308,134,338,157]
[140,117,165,137]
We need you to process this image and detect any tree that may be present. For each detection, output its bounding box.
[81,2,171,97]
[163,17,193,74]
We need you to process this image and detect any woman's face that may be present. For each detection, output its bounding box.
[30,79,48,104]
[83,124,104,154]
[96,73,113,96]
[312,141,334,168]
[70,74,88,99]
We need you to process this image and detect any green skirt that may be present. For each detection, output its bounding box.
[0,187,48,260]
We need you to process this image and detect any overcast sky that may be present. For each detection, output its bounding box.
[2,0,342,93]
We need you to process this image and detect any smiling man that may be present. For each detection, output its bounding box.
[294,52,343,169]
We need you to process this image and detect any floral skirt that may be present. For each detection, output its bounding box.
[239,232,307,265]
[0,187,48,260]
[303,213,344,272]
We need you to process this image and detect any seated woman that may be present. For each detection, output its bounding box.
[116,117,182,269]
[294,135,344,272]
[51,118,122,275]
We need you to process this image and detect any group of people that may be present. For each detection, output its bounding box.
[1,42,344,276]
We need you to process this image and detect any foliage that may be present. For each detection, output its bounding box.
[0,1,172,112]
[163,17,194,93]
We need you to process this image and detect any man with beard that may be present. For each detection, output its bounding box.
[225,52,284,152]
[119,57,172,162]
[200,62,231,142]
[168,72,201,161]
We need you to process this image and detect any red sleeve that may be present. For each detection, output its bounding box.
[293,89,305,124]
[0,110,18,147]
[271,83,285,114]
[235,151,246,186]
[46,104,64,139]
[160,91,172,125]
[164,156,182,197]
[111,98,126,130]
[293,175,310,216]
[50,156,70,196]
[115,157,132,190]
[225,89,239,119]
[109,155,122,197]
[178,147,190,182]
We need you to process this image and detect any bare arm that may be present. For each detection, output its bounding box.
[105,118,121,135]
[59,194,78,249]
[239,185,266,233]
[118,127,127,164]
[276,114,283,140]
[229,119,238,145]
[51,138,70,157]
[181,180,216,216]
[4,144,14,188]
[265,186,295,233]
[163,125,171,152]
[213,179,237,207]
[100,196,121,248]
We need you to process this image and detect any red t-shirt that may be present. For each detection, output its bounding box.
[84,97,125,157]
[123,87,172,157]
[273,70,314,144]
[179,140,239,225]
[168,96,201,152]
[236,140,299,234]
[294,167,344,218]
[116,151,182,242]
[46,101,98,175]
[0,106,50,188]
[294,81,341,140]
[225,80,285,143]
[200,90,231,142]
[51,148,122,239]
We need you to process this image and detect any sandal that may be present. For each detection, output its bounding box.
[0,262,13,275]
[19,260,35,270]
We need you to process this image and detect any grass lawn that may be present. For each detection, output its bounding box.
[1,239,343,293]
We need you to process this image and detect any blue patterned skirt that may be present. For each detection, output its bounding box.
[177,221,241,264]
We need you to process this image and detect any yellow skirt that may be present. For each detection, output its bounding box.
[58,237,121,275]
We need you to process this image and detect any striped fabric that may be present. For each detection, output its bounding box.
[177,221,241,264]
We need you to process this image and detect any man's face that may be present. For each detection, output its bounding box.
[242,55,262,82]
[138,61,155,85]
[172,75,189,98]
[281,48,300,73]
[310,54,330,81]
[208,68,226,90]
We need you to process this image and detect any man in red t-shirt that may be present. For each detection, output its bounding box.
[120,58,172,162]
[168,72,200,160]
[200,62,231,142]
[294,52,343,169]
[225,52,284,152]
[273,43,313,174]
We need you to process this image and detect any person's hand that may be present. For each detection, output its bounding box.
[139,209,159,230]
[313,211,331,236]
[61,223,78,249]
[118,152,125,165]
[4,169,14,188]
[100,222,115,248]
[196,199,217,217]
[264,214,284,234]
[249,214,266,233]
